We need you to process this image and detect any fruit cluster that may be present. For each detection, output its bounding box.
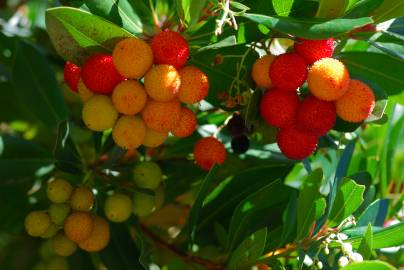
[24,161,164,258]
[64,30,209,150]
[252,38,376,160]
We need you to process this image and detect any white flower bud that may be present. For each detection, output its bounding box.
[338,233,348,240]
[303,255,314,266]
[341,242,353,254]
[316,261,323,269]
[324,245,330,255]
[350,252,363,262]
[338,256,349,267]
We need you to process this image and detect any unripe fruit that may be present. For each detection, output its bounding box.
[112,80,147,115]
[104,193,132,223]
[251,55,275,88]
[269,53,307,91]
[64,61,81,92]
[132,191,156,217]
[112,116,146,149]
[47,179,73,203]
[141,99,181,133]
[226,113,246,136]
[277,123,318,160]
[231,134,250,154]
[133,161,162,190]
[112,37,153,79]
[46,256,69,270]
[336,80,375,123]
[151,29,189,69]
[294,38,334,65]
[178,66,209,104]
[52,233,77,256]
[171,107,197,138]
[77,79,94,102]
[41,223,59,239]
[78,216,110,252]
[143,128,168,148]
[64,211,94,242]
[49,203,71,226]
[39,240,54,260]
[260,89,300,128]
[296,95,336,136]
[194,137,227,170]
[70,186,94,212]
[144,65,180,102]
[81,54,124,94]
[307,58,350,101]
[82,95,119,132]
[25,211,51,237]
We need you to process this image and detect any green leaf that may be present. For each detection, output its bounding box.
[358,223,373,260]
[280,191,297,244]
[372,0,404,23]
[342,260,396,270]
[316,0,348,18]
[228,228,267,270]
[272,0,294,16]
[357,199,389,227]
[242,13,373,39]
[227,179,291,251]
[344,0,384,18]
[328,178,365,227]
[296,169,325,240]
[11,41,68,129]
[45,7,134,65]
[336,52,404,96]
[365,99,387,123]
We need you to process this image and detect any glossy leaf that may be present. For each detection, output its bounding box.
[358,223,373,260]
[272,0,294,16]
[357,199,389,227]
[372,0,404,22]
[316,0,348,18]
[342,260,396,270]
[344,0,384,18]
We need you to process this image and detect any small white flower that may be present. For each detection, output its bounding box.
[341,243,353,254]
[338,256,349,268]
[350,252,363,262]
[316,261,323,269]
[338,233,348,240]
[303,255,314,266]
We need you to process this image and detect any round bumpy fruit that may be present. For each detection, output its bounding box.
[296,95,336,136]
[105,194,132,223]
[77,79,94,102]
[112,116,146,149]
[52,233,77,256]
[294,38,334,65]
[171,107,197,138]
[112,37,153,79]
[151,29,189,69]
[82,95,119,132]
[277,123,318,160]
[141,99,181,133]
[194,137,227,171]
[336,80,375,123]
[70,186,94,212]
[251,55,275,88]
[231,135,250,154]
[46,256,69,270]
[64,61,81,92]
[132,191,156,217]
[81,54,124,94]
[78,216,110,252]
[133,161,162,190]
[49,203,71,226]
[307,58,350,101]
[260,89,300,128]
[269,53,307,91]
[112,80,147,115]
[64,211,94,242]
[25,211,51,237]
[47,179,73,203]
[144,65,180,102]
[143,128,168,148]
[178,66,209,104]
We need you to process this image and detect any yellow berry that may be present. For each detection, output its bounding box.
[143,127,168,148]
[178,66,209,104]
[113,37,153,79]
[82,95,118,132]
[77,79,93,102]
[41,223,59,239]
[49,203,71,226]
[251,55,275,88]
[112,80,147,115]
[132,191,155,217]
[141,99,181,133]
[104,193,132,223]
[144,65,180,102]
[52,233,77,256]
[78,216,110,252]
[47,179,73,203]
[64,211,94,242]
[112,116,146,149]
[25,211,51,237]
[70,186,94,212]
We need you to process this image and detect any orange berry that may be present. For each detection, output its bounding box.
[112,116,146,149]
[64,212,94,242]
[178,66,209,104]
[112,80,147,115]
[144,65,180,102]
[194,137,226,170]
[141,99,181,133]
[251,55,275,88]
[78,216,110,252]
[143,128,168,148]
[171,107,197,138]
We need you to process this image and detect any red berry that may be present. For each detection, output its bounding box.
[294,38,334,65]
[260,89,300,128]
[194,137,226,171]
[269,53,307,91]
[296,95,336,136]
[151,30,189,69]
[81,54,124,94]
[64,61,81,92]
[277,123,318,160]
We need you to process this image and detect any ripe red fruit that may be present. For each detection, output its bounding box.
[81,54,124,94]
[194,137,226,171]
[260,89,300,128]
[294,38,334,65]
[277,123,318,160]
[64,61,81,92]
[269,53,307,91]
[296,95,336,136]
[151,30,189,69]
